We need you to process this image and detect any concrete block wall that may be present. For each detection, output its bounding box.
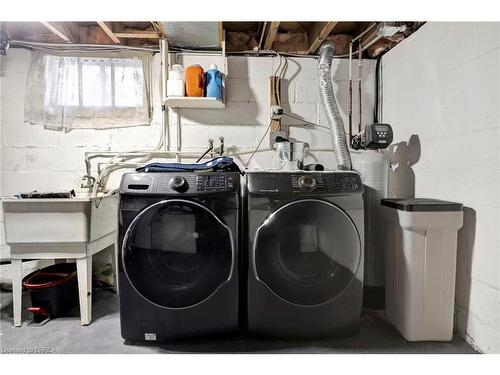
[173,54,375,169]
[0,49,164,263]
[0,48,376,261]
[381,22,500,353]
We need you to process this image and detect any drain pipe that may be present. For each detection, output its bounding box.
[318,42,352,170]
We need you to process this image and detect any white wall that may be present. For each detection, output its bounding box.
[381,22,500,353]
[0,49,375,265]
[172,53,375,170]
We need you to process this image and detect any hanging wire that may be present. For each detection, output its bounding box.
[243,120,273,168]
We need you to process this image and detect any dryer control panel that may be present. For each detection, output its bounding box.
[247,171,363,195]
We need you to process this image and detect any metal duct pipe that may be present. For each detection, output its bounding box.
[318,42,352,170]
[161,22,221,50]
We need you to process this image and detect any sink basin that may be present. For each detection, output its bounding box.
[3,193,120,327]
[2,194,119,257]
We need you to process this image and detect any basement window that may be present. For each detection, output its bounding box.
[25,52,153,130]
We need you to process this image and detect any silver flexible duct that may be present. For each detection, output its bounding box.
[318,42,352,170]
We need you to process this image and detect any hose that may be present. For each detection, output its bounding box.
[318,42,352,170]
[196,145,214,163]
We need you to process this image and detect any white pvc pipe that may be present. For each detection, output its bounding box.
[12,40,159,52]
[89,145,340,196]
[175,109,181,162]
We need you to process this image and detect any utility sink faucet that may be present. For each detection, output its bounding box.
[81,175,96,190]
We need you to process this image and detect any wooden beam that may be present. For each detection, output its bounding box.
[218,22,224,48]
[40,22,72,42]
[263,21,280,50]
[269,76,282,132]
[151,22,167,38]
[114,31,159,39]
[306,21,338,54]
[258,22,268,49]
[97,22,120,44]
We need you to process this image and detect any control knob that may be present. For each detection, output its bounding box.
[298,175,317,190]
[169,176,189,192]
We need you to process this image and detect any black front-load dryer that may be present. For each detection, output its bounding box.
[118,171,240,343]
[245,171,364,339]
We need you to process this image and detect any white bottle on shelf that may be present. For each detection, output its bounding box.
[167,64,185,97]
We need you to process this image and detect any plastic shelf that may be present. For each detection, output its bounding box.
[164,97,225,109]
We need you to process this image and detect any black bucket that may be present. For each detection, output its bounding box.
[23,263,79,322]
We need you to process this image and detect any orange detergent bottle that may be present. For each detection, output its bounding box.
[185,65,205,97]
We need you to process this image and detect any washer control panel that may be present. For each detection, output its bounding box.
[170,176,189,192]
[247,171,363,195]
[196,174,235,192]
[120,172,239,195]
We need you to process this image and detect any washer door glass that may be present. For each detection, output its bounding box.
[253,199,361,306]
[122,200,233,308]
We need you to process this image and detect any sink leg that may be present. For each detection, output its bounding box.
[11,259,23,327]
[76,256,92,326]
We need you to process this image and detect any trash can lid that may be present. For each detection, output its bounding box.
[381,198,463,212]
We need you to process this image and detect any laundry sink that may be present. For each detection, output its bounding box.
[2,193,119,257]
[3,193,119,327]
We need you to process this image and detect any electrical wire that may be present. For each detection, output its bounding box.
[273,51,283,76]
[271,50,288,106]
[273,50,288,78]
[243,121,273,168]
[375,54,382,123]
[351,22,378,43]
[165,46,310,59]
[227,50,319,58]
[358,39,363,134]
[243,50,288,169]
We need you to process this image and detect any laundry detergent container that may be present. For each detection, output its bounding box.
[381,198,463,341]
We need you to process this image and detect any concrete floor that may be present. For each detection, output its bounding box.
[0,288,477,354]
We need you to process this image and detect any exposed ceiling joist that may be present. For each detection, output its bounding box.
[257,22,268,49]
[217,22,224,48]
[263,21,280,50]
[151,22,167,38]
[6,21,419,58]
[97,22,120,44]
[306,21,338,54]
[40,22,72,42]
[114,31,159,39]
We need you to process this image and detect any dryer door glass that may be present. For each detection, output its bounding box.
[253,199,361,306]
[122,200,233,308]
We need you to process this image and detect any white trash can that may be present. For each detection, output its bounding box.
[381,198,463,341]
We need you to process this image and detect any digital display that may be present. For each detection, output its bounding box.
[197,175,226,191]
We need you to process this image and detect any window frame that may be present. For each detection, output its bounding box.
[44,55,147,111]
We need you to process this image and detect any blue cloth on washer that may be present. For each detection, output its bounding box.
[136,156,238,173]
